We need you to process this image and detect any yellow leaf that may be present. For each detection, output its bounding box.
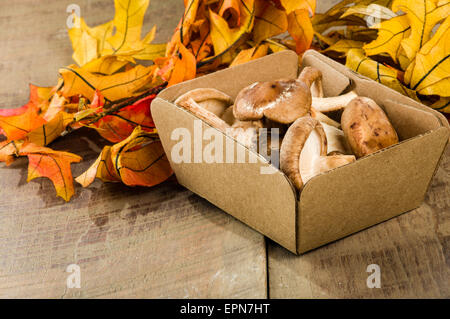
[341,3,396,20]
[88,126,172,187]
[229,43,269,67]
[253,0,288,44]
[392,0,450,60]
[76,146,120,187]
[264,39,288,53]
[287,9,314,54]
[346,48,419,100]
[20,143,82,202]
[27,112,74,146]
[60,64,154,101]
[208,0,255,63]
[280,0,316,15]
[363,15,411,63]
[323,39,364,58]
[180,0,201,44]
[82,55,134,75]
[106,0,150,54]
[132,43,167,60]
[404,16,450,97]
[68,16,99,66]
[430,97,450,113]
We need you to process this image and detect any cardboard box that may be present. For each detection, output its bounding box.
[152,50,449,254]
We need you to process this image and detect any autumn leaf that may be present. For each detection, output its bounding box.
[252,0,288,44]
[391,0,450,61]
[77,126,172,187]
[363,15,410,63]
[60,64,154,101]
[404,16,450,97]
[19,143,82,201]
[287,9,314,54]
[0,140,22,166]
[106,0,151,54]
[430,98,450,113]
[81,55,134,75]
[88,93,157,143]
[323,39,364,58]
[346,48,419,100]
[208,0,255,64]
[0,103,46,141]
[27,112,74,146]
[280,0,316,14]
[76,146,120,186]
[110,126,172,187]
[229,43,269,67]
[68,16,103,66]
[167,43,197,86]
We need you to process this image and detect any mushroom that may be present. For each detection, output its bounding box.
[175,88,233,117]
[341,97,399,158]
[321,122,351,155]
[221,105,235,125]
[310,107,340,128]
[233,79,311,124]
[228,120,263,149]
[280,116,357,190]
[176,97,230,132]
[312,90,358,113]
[280,116,327,190]
[298,66,323,98]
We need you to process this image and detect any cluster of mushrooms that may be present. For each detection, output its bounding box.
[174,66,399,191]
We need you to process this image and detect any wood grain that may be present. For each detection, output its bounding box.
[0,0,267,299]
[268,146,450,299]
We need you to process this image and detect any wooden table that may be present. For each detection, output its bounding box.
[0,0,448,299]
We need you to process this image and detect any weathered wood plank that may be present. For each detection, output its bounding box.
[0,0,267,299]
[268,147,449,298]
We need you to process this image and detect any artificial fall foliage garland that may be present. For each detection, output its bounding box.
[0,0,448,202]
[0,0,316,201]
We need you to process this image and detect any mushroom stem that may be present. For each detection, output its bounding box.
[321,122,351,155]
[310,107,340,128]
[180,98,230,132]
[298,67,323,98]
[312,91,358,112]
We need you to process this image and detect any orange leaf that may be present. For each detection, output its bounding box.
[0,103,46,141]
[219,0,241,28]
[77,126,172,187]
[168,43,197,86]
[60,64,154,101]
[287,9,314,54]
[110,126,172,187]
[19,143,82,201]
[89,94,157,143]
[0,140,22,166]
[253,0,288,44]
[230,43,269,67]
[75,146,120,187]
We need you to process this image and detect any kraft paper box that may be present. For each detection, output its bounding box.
[152,50,449,254]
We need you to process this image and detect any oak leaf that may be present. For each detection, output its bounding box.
[404,16,450,97]
[19,143,82,201]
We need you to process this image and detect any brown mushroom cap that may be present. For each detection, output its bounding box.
[280,116,327,190]
[341,97,399,158]
[175,88,233,117]
[233,79,311,124]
